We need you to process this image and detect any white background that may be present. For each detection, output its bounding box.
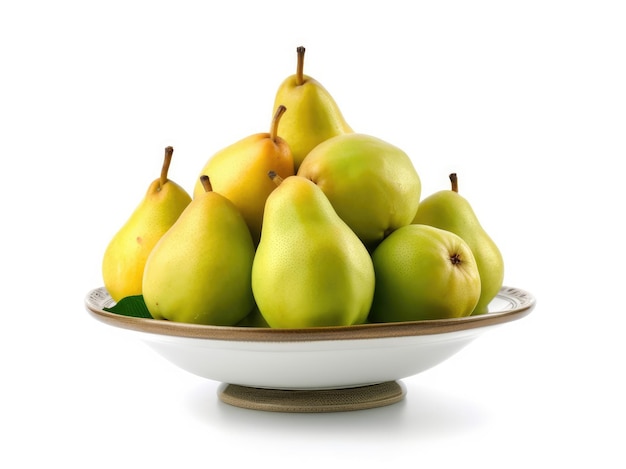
[1,1,625,467]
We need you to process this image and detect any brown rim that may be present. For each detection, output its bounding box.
[84,286,535,342]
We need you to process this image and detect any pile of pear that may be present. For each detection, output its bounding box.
[101,46,504,328]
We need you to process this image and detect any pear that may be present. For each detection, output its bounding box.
[193,105,294,245]
[236,305,270,328]
[297,133,421,250]
[252,174,375,328]
[142,176,256,325]
[369,224,481,322]
[102,146,191,302]
[412,173,504,315]
[273,46,353,170]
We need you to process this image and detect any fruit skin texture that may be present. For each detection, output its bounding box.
[252,175,375,328]
[102,154,191,302]
[368,224,481,322]
[273,47,352,170]
[412,175,504,315]
[142,183,256,325]
[297,133,421,250]
[192,108,294,246]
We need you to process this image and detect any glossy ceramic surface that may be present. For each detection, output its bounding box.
[85,286,535,393]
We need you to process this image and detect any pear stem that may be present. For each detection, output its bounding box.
[270,105,287,142]
[160,146,174,188]
[200,175,213,192]
[268,170,284,186]
[449,173,459,193]
[296,46,305,86]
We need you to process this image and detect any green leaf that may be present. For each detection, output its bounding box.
[104,295,153,319]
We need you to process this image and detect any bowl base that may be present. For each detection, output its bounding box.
[218,381,406,413]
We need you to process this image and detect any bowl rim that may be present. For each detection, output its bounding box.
[84,286,535,342]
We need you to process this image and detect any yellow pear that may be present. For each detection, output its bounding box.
[297,133,421,250]
[252,174,375,328]
[193,105,294,245]
[412,173,504,315]
[273,46,353,170]
[143,176,256,325]
[102,146,191,302]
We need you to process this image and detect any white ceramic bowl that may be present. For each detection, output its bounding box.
[85,286,535,411]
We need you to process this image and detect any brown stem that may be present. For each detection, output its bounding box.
[271,105,287,142]
[160,146,174,188]
[449,173,459,193]
[200,175,213,192]
[296,46,305,86]
[268,170,284,186]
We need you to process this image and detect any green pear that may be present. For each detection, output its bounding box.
[412,173,504,315]
[297,133,421,250]
[369,224,481,322]
[252,174,375,328]
[236,305,270,328]
[192,105,294,245]
[142,176,256,325]
[102,146,191,302]
[273,46,353,170]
